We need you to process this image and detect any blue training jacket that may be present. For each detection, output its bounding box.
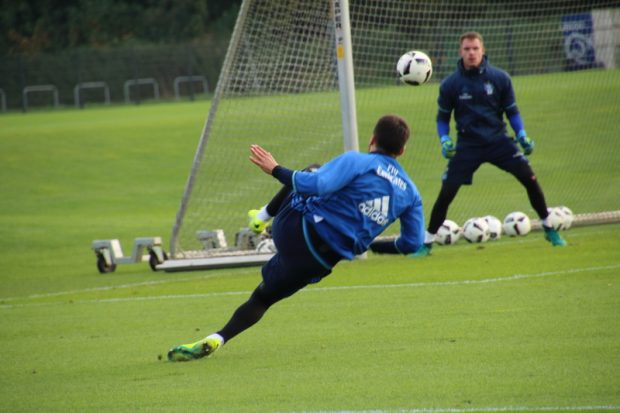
[437,56,521,146]
[289,150,424,260]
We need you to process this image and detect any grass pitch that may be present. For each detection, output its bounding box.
[1,88,619,412]
[1,225,619,412]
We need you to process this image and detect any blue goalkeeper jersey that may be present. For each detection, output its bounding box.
[437,56,519,146]
[289,151,424,259]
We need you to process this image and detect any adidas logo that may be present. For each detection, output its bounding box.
[359,196,390,226]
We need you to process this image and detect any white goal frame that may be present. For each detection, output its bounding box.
[165,0,359,270]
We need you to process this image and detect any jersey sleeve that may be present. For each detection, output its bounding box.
[292,151,361,196]
[437,78,454,115]
[393,195,425,254]
[436,117,450,138]
[501,72,517,112]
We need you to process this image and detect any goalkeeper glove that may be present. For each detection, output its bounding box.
[516,130,534,155]
[440,135,456,159]
[248,209,269,234]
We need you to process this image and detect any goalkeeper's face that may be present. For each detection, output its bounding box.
[460,38,484,70]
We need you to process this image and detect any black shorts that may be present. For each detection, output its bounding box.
[261,200,341,300]
[442,138,529,185]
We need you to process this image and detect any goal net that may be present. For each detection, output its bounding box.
[169,0,620,260]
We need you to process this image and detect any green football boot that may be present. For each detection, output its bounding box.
[248,209,268,234]
[410,243,432,258]
[167,337,221,362]
[543,226,567,247]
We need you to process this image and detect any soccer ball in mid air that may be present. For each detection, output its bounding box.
[436,219,461,245]
[483,215,502,240]
[503,212,531,236]
[396,51,433,86]
[463,217,490,243]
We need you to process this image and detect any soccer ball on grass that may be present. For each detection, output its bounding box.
[546,206,574,230]
[503,212,531,236]
[483,215,502,240]
[396,51,433,86]
[545,207,567,230]
[435,219,461,245]
[556,206,574,229]
[256,238,276,253]
[463,217,490,243]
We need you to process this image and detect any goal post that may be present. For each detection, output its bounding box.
[170,0,351,261]
[167,0,620,266]
[333,0,359,152]
[169,0,255,258]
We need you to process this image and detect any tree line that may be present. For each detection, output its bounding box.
[3,0,615,56]
[0,0,242,55]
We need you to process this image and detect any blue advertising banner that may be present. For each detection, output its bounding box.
[562,13,597,70]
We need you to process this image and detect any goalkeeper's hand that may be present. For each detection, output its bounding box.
[516,131,534,155]
[248,209,268,234]
[440,135,456,159]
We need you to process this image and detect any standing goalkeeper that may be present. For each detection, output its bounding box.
[417,31,566,255]
[167,114,426,361]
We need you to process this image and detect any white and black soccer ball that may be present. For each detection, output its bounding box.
[545,207,567,230]
[463,217,490,243]
[436,219,461,245]
[556,205,574,230]
[483,215,502,240]
[503,211,531,236]
[396,50,433,86]
[256,238,277,253]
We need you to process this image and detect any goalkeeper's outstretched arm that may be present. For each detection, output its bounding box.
[248,150,322,233]
[369,202,425,255]
[265,163,321,216]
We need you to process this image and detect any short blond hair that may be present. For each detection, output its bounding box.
[460,31,484,46]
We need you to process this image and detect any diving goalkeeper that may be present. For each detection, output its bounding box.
[167,114,425,361]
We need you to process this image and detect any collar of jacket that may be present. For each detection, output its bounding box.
[457,55,489,76]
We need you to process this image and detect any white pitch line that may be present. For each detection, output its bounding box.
[0,267,257,302]
[1,264,618,310]
[290,405,620,413]
[309,264,620,293]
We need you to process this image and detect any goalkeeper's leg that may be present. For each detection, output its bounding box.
[507,162,567,246]
[248,185,291,233]
[167,282,283,362]
[414,181,461,256]
[169,204,333,362]
[427,181,461,233]
[215,282,282,342]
